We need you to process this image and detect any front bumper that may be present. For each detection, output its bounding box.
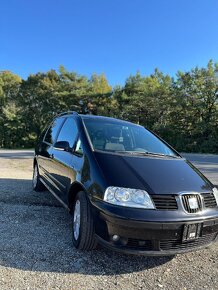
[93,201,218,256]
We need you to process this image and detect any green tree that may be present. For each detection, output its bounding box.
[58,65,89,112]
[117,70,173,129]
[0,71,22,147]
[0,61,217,152]
[18,70,62,145]
[170,60,218,152]
[86,73,113,115]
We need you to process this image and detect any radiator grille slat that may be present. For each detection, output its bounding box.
[126,239,153,250]
[151,195,178,210]
[160,233,217,251]
[181,194,202,213]
[201,193,217,208]
[126,233,217,251]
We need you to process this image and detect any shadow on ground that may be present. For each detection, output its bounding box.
[0,178,173,275]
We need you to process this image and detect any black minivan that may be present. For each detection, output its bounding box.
[33,111,218,255]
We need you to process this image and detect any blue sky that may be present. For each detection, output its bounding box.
[1,0,218,86]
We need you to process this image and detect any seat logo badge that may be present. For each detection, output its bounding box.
[188,197,199,209]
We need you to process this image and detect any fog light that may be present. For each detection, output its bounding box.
[112,235,120,242]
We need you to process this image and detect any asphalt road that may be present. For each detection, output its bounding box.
[182,153,218,186]
[0,150,217,290]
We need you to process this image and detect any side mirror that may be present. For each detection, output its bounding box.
[54,141,70,151]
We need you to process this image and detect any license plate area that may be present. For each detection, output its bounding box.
[182,223,202,242]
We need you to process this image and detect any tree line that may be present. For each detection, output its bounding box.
[0,60,217,153]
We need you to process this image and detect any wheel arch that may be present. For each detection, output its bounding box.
[68,181,87,212]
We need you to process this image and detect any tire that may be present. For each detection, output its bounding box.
[72,191,97,250]
[33,163,46,191]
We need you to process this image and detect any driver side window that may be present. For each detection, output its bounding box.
[44,117,65,145]
[56,117,78,148]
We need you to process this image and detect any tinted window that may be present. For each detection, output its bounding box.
[56,117,78,148]
[83,118,177,157]
[44,118,64,144]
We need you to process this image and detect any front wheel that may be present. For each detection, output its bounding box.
[33,163,46,191]
[72,191,97,250]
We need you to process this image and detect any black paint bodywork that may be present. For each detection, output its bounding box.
[34,113,218,255]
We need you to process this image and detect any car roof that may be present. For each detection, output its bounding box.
[79,114,139,126]
[56,111,141,126]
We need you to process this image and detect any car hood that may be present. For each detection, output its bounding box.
[94,152,212,194]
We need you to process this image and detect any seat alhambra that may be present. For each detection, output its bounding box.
[33,111,218,255]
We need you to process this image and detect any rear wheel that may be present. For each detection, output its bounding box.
[33,163,46,191]
[72,191,97,250]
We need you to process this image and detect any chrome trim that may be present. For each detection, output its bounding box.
[179,192,204,214]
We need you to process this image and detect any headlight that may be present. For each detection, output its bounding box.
[213,187,218,205]
[104,187,155,209]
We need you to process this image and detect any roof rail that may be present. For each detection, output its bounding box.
[57,111,79,117]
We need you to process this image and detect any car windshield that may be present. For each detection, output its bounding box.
[82,117,178,157]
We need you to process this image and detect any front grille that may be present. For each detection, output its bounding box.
[150,193,217,211]
[126,239,153,251]
[181,194,202,213]
[160,233,217,251]
[151,195,178,210]
[201,193,217,208]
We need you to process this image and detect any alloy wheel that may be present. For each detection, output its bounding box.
[73,200,81,240]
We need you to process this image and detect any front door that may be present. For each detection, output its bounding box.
[51,117,78,203]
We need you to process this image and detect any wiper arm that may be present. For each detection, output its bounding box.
[144,152,179,158]
[114,150,146,155]
[115,150,179,158]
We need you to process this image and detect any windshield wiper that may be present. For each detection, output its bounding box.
[144,151,179,158]
[115,150,179,158]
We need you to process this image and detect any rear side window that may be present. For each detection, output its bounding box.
[44,118,64,145]
[56,117,78,148]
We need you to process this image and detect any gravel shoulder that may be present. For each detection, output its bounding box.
[0,150,217,290]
